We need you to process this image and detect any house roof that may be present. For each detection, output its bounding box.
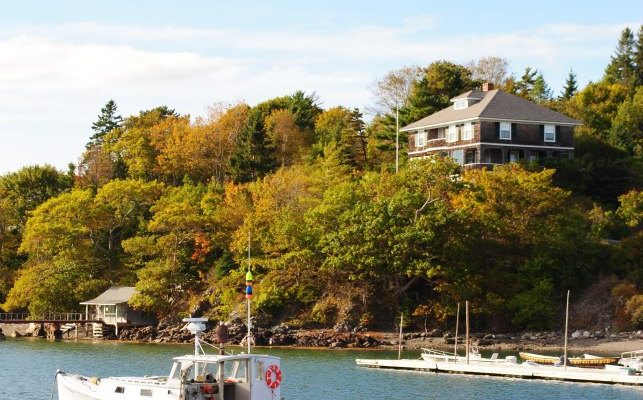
[451,90,484,100]
[401,89,581,131]
[80,286,137,305]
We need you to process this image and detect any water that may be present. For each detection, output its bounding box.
[1,338,641,399]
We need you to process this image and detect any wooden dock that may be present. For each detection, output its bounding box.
[355,358,643,386]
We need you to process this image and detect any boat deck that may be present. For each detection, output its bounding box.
[355,358,643,386]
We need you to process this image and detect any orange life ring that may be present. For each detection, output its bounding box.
[265,364,282,390]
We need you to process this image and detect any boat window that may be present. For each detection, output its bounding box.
[115,386,125,393]
[140,389,152,397]
[226,359,247,381]
[255,361,264,381]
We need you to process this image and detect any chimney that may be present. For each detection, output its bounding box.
[482,82,494,91]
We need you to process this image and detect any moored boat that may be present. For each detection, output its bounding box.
[56,318,283,400]
[619,350,643,372]
[519,351,618,366]
[421,347,518,365]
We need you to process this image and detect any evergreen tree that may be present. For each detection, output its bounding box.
[635,25,643,87]
[604,27,636,87]
[88,100,123,148]
[531,72,553,103]
[560,69,579,99]
[515,67,538,98]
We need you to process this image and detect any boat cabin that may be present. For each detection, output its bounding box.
[167,354,282,400]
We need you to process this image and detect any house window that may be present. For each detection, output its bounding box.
[437,127,445,139]
[465,149,476,164]
[463,123,473,140]
[509,150,520,162]
[452,149,464,165]
[415,131,426,147]
[140,389,153,397]
[544,124,556,142]
[454,100,467,110]
[115,387,125,394]
[499,122,511,140]
[447,125,457,142]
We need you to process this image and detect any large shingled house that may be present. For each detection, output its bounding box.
[401,83,581,166]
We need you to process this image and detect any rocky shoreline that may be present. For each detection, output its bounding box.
[4,320,642,353]
[115,321,643,353]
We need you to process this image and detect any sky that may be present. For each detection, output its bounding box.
[0,1,641,174]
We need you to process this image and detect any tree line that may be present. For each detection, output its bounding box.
[0,26,641,331]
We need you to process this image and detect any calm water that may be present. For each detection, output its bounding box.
[1,338,641,399]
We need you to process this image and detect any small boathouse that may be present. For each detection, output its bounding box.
[80,286,155,337]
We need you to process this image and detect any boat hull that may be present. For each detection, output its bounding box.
[57,373,101,400]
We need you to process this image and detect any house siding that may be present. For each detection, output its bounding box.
[479,121,574,147]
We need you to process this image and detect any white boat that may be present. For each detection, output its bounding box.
[56,318,283,400]
[619,350,643,372]
[421,347,517,365]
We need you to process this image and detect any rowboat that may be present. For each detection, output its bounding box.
[519,352,618,366]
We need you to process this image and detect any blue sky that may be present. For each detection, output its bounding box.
[0,1,641,173]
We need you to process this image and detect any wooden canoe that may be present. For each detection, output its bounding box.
[519,352,618,366]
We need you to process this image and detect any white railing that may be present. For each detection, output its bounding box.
[0,312,90,321]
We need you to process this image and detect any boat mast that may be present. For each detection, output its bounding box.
[245,231,253,354]
[564,290,570,369]
[465,301,470,365]
[454,302,460,363]
[397,313,403,360]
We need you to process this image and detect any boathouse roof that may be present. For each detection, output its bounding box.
[80,286,136,305]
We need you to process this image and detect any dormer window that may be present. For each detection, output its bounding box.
[454,100,467,110]
[415,130,426,147]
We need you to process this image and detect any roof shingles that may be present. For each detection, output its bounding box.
[401,90,580,131]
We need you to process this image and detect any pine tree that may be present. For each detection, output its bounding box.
[604,27,636,87]
[531,72,553,103]
[515,67,538,98]
[635,25,643,87]
[560,70,578,99]
[87,100,123,148]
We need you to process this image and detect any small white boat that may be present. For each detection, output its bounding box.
[56,318,283,400]
[619,350,643,372]
[421,347,517,365]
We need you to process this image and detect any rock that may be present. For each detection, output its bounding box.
[571,330,582,339]
[11,330,22,338]
[582,331,591,338]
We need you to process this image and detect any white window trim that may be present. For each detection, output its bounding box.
[544,124,556,142]
[447,125,457,142]
[499,122,512,140]
[454,100,467,110]
[463,122,473,140]
[415,131,426,147]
